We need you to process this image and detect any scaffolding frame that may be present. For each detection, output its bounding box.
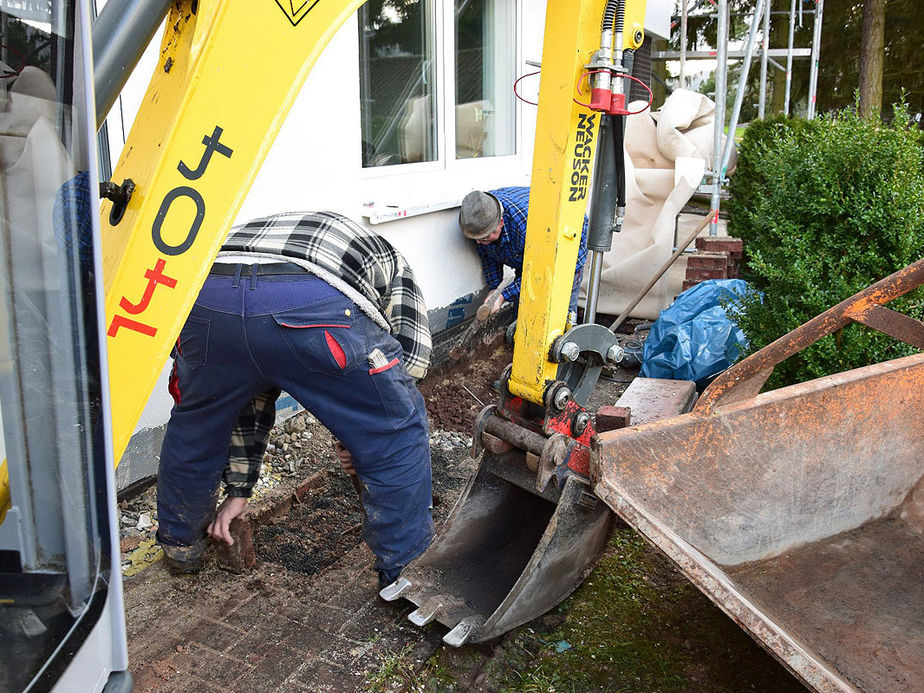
[656,0,825,234]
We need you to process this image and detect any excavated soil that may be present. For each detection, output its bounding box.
[417,339,512,431]
[255,470,363,575]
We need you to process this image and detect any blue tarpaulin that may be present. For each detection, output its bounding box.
[640,279,751,388]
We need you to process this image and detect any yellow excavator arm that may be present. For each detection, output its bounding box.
[510,0,646,405]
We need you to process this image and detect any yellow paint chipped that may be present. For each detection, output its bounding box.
[123,538,164,577]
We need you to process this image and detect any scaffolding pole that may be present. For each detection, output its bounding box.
[722,0,767,175]
[758,0,770,118]
[807,0,824,119]
[709,0,728,236]
[680,0,688,87]
[784,0,796,114]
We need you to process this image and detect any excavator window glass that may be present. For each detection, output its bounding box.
[454,0,516,159]
[359,0,438,167]
[0,1,112,689]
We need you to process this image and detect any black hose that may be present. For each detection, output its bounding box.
[601,0,618,32]
[601,0,625,36]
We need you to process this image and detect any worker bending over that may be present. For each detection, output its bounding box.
[460,186,588,316]
[156,211,433,588]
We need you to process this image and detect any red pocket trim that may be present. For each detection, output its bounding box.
[369,357,400,375]
[325,330,347,369]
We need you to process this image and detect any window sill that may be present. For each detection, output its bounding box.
[362,198,460,225]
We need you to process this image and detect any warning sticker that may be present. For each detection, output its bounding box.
[274,0,320,26]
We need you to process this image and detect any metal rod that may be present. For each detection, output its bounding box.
[93,0,174,129]
[807,0,824,119]
[784,0,796,115]
[709,0,728,237]
[680,0,688,87]
[460,384,485,407]
[483,415,547,456]
[721,0,767,175]
[655,48,811,59]
[584,252,605,325]
[609,213,712,332]
[758,0,770,118]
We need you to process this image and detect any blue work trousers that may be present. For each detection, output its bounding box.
[157,268,433,583]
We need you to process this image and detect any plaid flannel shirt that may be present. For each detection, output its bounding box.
[217,211,431,497]
[476,186,588,303]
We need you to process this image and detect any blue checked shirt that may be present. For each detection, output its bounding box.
[475,187,588,303]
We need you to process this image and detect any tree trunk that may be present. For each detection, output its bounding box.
[858,0,885,118]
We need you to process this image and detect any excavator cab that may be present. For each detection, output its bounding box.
[0,2,130,690]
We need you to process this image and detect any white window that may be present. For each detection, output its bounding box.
[358,0,516,169]
[454,0,516,159]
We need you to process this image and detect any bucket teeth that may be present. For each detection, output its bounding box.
[443,617,481,647]
[378,577,412,602]
[408,599,443,626]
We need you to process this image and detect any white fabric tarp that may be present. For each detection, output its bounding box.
[581,89,734,319]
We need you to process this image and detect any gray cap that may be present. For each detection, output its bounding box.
[459,191,503,240]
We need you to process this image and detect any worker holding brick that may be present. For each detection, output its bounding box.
[459,186,588,316]
[156,211,433,589]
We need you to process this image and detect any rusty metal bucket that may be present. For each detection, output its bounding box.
[593,259,924,692]
[380,447,613,646]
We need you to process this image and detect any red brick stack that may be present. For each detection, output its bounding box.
[682,236,744,292]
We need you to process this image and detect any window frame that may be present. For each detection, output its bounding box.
[359,0,522,181]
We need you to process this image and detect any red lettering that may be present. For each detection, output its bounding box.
[120,258,178,314]
[108,314,157,338]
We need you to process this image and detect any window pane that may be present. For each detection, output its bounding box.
[359,0,437,167]
[455,0,515,159]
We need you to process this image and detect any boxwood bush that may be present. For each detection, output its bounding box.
[727,104,924,388]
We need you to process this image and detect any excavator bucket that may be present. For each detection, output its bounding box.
[381,446,613,646]
[382,378,698,646]
[593,260,924,692]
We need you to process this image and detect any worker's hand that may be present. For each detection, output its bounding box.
[207,496,248,546]
[480,289,505,317]
[334,440,356,476]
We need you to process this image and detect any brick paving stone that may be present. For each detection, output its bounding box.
[132,659,182,692]
[280,621,330,654]
[228,643,309,692]
[232,613,309,651]
[128,619,194,665]
[137,671,222,693]
[336,594,410,641]
[131,663,170,692]
[179,580,255,624]
[289,660,367,692]
[175,617,247,655]
[286,602,350,633]
[219,593,269,631]
[164,643,253,687]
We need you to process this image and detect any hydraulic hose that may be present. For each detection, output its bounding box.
[601,0,625,35]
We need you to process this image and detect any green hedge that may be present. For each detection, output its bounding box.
[727,104,924,388]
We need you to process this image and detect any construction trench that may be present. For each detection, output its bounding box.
[118,322,805,692]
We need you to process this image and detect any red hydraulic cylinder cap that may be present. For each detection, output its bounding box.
[590,88,612,111]
[609,92,627,115]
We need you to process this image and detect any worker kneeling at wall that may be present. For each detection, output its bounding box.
[156,211,434,588]
[460,186,588,317]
